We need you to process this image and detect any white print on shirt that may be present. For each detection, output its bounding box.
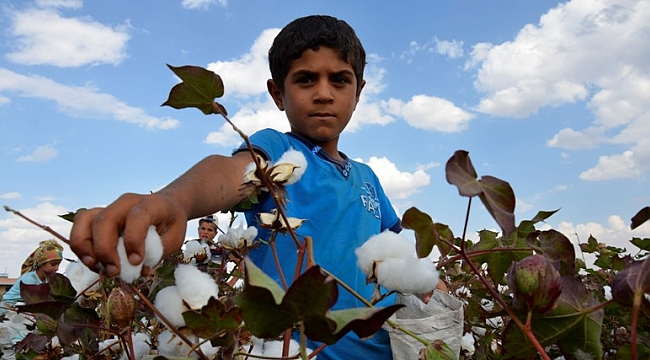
[360,182,381,219]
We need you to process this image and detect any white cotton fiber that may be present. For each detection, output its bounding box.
[247,337,313,358]
[65,261,100,294]
[158,329,197,358]
[376,257,439,294]
[355,230,416,276]
[219,225,258,249]
[275,148,308,185]
[154,285,187,328]
[174,264,219,309]
[119,332,151,360]
[143,225,164,267]
[117,237,143,283]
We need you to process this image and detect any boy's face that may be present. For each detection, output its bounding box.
[268,46,365,158]
[198,222,217,241]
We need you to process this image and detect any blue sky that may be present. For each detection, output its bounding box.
[1,0,649,277]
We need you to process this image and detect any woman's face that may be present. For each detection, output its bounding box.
[39,260,61,274]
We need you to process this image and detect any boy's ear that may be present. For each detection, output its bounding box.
[267,79,284,111]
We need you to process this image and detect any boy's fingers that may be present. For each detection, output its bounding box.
[69,207,103,270]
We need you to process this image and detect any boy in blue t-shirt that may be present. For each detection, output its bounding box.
[70,15,400,359]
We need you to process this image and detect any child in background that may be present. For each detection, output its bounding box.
[0,240,64,316]
[70,15,402,359]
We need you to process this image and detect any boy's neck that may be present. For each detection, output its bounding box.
[288,131,343,161]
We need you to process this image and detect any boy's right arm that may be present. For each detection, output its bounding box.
[69,151,254,277]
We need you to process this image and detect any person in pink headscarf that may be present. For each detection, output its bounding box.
[0,240,63,316]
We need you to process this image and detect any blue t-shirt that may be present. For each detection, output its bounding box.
[0,271,44,315]
[237,129,401,360]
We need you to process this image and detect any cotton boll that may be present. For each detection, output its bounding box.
[143,225,164,267]
[219,225,258,249]
[376,257,439,294]
[154,286,187,328]
[98,336,121,352]
[120,332,151,360]
[183,240,210,264]
[65,261,100,295]
[355,230,416,276]
[117,237,143,283]
[461,333,475,356]
[275,148,307,185]
[174,264,219,309]
[158,329,197,358]
[199,338,220,358]
[247,337,313,358]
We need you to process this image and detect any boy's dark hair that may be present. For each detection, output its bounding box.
[268,15,366,93]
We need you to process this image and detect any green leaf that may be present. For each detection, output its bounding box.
[469,229,532,285]
[402,207,454,258]
[516,209,560,237]
[631,237,650,252]
[579,235,600,254]
[58,208,86,223]
[631,206,650,230]
[57,302,100,346]
[232,259,295,338]
[162,64,227,115]
[478,175,516,240]
[445,150,480,197]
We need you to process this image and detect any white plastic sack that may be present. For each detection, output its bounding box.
[384,290,464,359]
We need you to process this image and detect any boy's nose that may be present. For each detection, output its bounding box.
[313,82,334,103]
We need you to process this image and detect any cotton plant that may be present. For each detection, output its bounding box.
[183,239,211,265]
[154,264,220,328]
[356,230,440,296]
[218,224,258,250]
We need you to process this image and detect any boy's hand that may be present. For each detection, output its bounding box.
[70,192,188,277]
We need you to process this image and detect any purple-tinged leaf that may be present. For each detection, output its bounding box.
[631,206,650,230]
[611,258,650,307]
[526,230,576,276]
[445,150,480,197]
[478,175,516,240]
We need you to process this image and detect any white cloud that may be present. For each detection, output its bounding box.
[204,99,288,147]
[434,37,464,59]
[0,68,180,130]
[555,214,650,266]
[0,202,74,278]
[181,0,228,10]
[0,192,22,200]
[358,156,430,200]
[467,0,650,180]
[546,127,606,150]
[579,150,641,181]
[16,144,58,163]
[6,8,130,67]
[385,94,473,133]
[207,28,279,98]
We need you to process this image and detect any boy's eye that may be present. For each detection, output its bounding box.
[295,75,315,84]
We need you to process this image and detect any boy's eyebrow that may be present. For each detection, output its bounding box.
[290,68,355,77]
